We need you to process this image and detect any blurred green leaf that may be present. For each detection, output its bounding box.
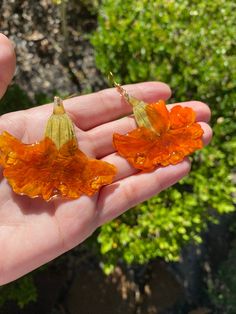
[0,275,37,309]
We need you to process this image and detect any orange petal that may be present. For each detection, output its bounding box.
[2,137,58,200]
[147,123,204,167]
[113,128,157,170]
[169,105,196,129]
[0,134,116,200]
[113,122,203,171]
[0,132,25,167]
[56,144,116,198]
[145,100,170,134]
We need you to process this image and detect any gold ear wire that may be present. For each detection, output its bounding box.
[108,71,119,87]
[108,73,153,129]
[108,72,130,101]
[64,93,79,99]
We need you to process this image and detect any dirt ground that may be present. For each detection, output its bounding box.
[0,0,106,100]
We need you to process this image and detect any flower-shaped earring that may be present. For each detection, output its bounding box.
[0,97,116,201]
[110,74,204,171]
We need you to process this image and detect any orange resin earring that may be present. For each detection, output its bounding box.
[0,97,116,201]
[110,74,204,171]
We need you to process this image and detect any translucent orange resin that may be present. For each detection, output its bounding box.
[113,100,203,171]
[0,97,117,201]
[0,132,116,201]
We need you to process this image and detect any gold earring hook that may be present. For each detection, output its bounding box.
[108,72,130,101]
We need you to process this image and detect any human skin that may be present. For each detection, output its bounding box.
[0,34,212,285]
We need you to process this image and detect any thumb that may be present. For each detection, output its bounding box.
[0,34,16,99]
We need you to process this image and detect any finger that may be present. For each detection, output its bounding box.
[101,121,212,183]
[103,153,139,181]
[0,34,16,99]
[168,101,211,122]
[199,122,212,146]
[96,159,191,226]
[90,101,211,158]
[59,81,171,130]
[0,82,171,138]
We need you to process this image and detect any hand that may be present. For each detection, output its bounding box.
[0,34,212,285]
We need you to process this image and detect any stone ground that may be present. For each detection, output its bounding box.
[0,0,106,101]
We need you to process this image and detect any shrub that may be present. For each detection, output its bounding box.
[0,84,52,115]
[91,0,236,272]
[0,275,37,309]
[0,84,33,115]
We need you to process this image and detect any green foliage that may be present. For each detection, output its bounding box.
[92,0,236,271]
[99,187,205,273]
[0,84,58,116]
[92,1,236,110]
[208,241,236,313]
[0,84,33,115]
[0,275,37,309]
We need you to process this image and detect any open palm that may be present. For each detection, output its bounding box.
[0,34,212,285]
